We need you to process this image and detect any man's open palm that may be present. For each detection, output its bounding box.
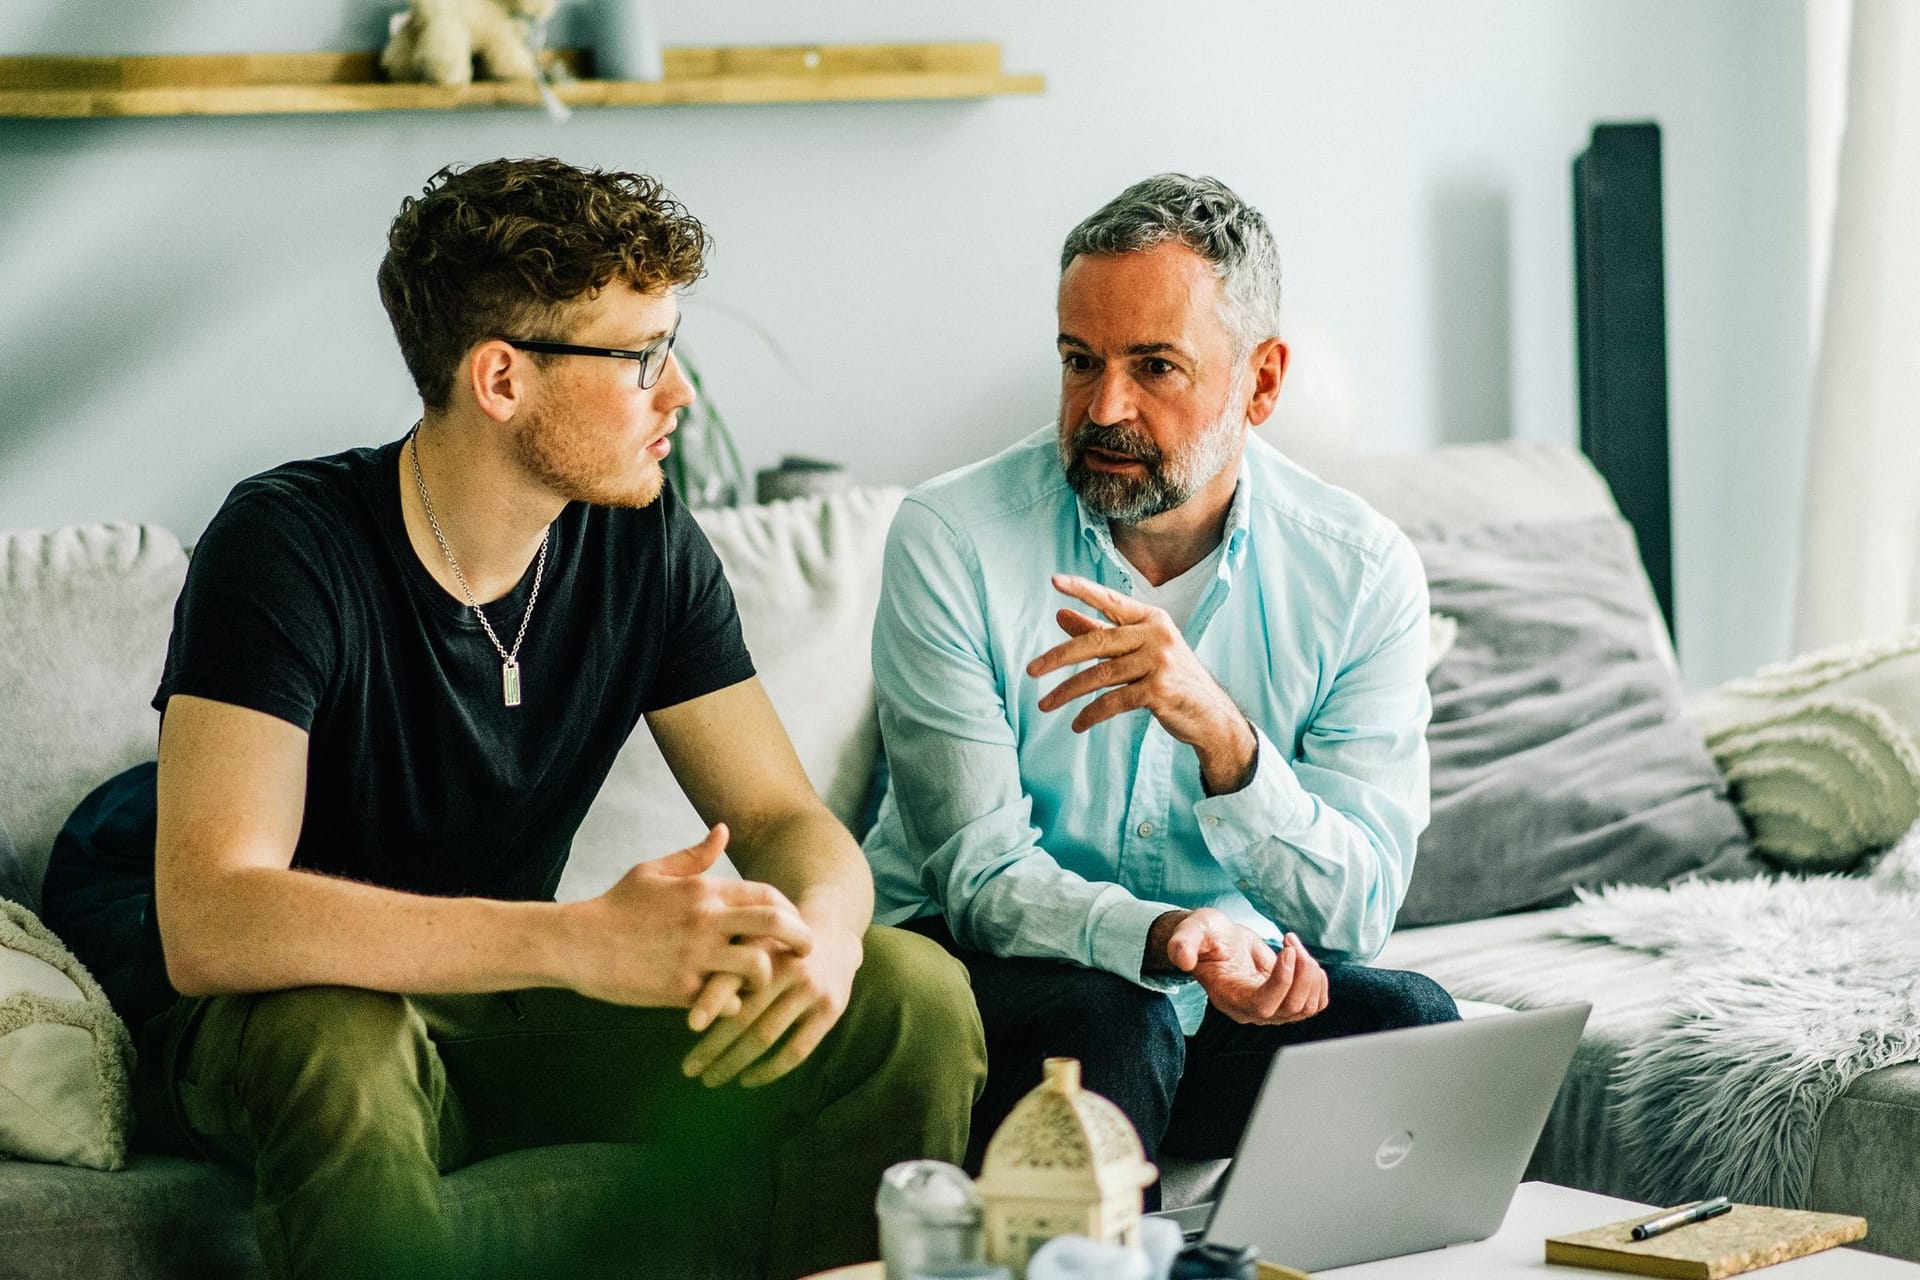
[1168,907,1329,1026]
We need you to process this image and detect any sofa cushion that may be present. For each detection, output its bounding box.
[0,525,185,911]
[1311,439,1622,527]
[1395,517,1758,925]
[1310,441,1677,672]
[1306,441,1761,921]
[39,763,175,1031]
[1686,627,1920,871]
[562,487,905,899]
[0,899,134,1172]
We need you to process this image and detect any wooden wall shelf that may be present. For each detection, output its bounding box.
[0,41,1043,119]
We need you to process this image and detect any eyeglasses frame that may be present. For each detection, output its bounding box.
[504,320,680,390]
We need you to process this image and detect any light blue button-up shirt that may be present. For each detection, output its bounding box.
[863,426,1431,1034]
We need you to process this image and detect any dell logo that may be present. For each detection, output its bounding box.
[1375,1131,1415,1170]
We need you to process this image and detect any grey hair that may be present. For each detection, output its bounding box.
[1060,173,1283,354]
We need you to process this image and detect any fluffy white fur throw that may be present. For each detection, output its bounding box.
[1557,822,1920,1207]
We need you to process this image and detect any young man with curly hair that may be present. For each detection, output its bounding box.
[93,158,984,1280]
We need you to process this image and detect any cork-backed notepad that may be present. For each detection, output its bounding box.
[1545,1203,1867,1278]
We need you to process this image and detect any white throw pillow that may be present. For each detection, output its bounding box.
[560,487,906,900]
[0,899,133,1171]
[1687,626,1920,870]
[0,522,185,910]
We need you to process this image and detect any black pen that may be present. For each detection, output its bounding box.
[1632,1196,1734,1241]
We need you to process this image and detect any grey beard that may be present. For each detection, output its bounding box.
[1059,409,1241,525]
[1067,420,1182,521]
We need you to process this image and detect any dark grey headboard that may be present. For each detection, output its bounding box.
[1574,122,1675,645]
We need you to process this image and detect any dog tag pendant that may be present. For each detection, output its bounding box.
[502,659,523,707]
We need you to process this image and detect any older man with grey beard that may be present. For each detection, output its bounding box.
[861,173,1459,1194]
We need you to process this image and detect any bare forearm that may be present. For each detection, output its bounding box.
[731,810,873,935]
[159,864,580,997]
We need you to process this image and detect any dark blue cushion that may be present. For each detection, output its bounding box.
[40,762,176,1030]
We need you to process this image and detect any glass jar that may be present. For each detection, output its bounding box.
[875,1160,984,1280]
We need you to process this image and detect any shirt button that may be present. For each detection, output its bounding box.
[1136,822,1154,837]
[1202,816,1221,827]
[1237,878,1253,892]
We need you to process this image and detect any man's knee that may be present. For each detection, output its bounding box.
[840,926,988,1102]
[1331,966,1460,1032]
[1384,971,1460,1026]
[224,986,441,1122]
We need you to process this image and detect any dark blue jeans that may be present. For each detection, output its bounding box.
[903,916,1459,1208]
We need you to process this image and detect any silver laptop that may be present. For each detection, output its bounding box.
[1165,1002,1590,1273]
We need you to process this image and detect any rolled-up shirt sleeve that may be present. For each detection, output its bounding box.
[1192,532,1432,963]
[873,498,1188,990]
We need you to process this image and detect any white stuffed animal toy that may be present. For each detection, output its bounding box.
[381,0,557,87]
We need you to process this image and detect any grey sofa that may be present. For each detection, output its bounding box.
[4,441,1916,1276]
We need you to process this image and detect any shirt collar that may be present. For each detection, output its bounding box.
[1221,454,1254,561]
[1073,490,1112,554]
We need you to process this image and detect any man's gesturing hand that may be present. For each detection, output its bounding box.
[680,917,863,1090]
[1028,574,1257,794]
[567,824,813,1011]
[1154,907,1328,1026]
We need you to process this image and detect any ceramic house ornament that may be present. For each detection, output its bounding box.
[976,1057,1158,1278]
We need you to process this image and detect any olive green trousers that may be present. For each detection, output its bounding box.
[140,926,985,1280]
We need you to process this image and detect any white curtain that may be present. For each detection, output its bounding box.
[1793,0,1920,652]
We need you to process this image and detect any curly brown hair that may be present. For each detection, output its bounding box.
[378,157,711,410]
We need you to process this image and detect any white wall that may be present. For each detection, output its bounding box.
[0,0,1808,687]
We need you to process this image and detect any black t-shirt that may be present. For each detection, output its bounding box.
[155,436,755,901]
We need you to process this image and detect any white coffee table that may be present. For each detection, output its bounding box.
[1315,1181,1918,1278]
[806,1183,1917,1280]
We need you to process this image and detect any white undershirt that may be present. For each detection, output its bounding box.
[1120,538,1228,631]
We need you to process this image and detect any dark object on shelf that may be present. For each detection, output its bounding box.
[1574,121,1674,645]
[756,456,850,504]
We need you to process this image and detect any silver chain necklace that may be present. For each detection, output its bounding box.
[409,428,549,707]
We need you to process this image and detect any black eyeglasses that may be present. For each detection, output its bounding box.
[505,320,680,389]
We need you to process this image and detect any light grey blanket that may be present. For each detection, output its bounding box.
[1556,822,1920,1206]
